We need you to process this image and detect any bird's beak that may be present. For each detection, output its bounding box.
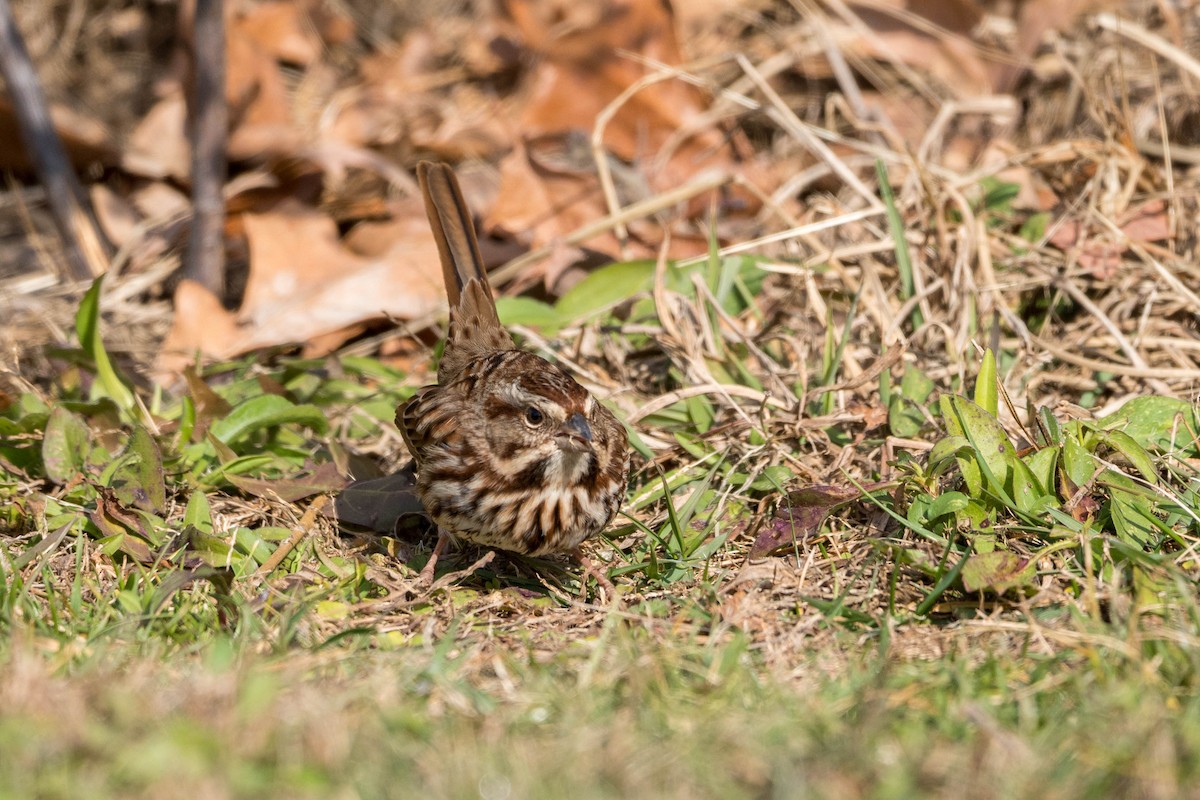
[557,412,593,452]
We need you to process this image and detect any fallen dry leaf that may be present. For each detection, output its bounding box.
[487,0,762,288]
[238,204,446,341]
[0,96,117,174]
[236,0,324,66]
[844,0,994,97]
[157,203,446,381]
[1048,199,1170,279]
[224,12,302,161]
[994,0,1105,91]
[239,205,357,313]
[156,279,246,380]
[750,485,861,558]
[227,460,349,502]
[123,90,190,180]
[90,185,140,249]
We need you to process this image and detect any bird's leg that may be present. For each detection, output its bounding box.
[419,529,451,585]
[571,546,616,602]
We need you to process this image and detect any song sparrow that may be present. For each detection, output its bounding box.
[397,161,630,588]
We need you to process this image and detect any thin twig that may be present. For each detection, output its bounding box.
[0,0,111,281]
[184,0,228,295]
[255,495,329,577]
[1096,12,1200,83]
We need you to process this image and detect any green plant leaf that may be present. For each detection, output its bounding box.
[1060,432,1097,489]
[980,178,1021,212]
[685,394,714,434]
[1018,211,1050,243]
[961,550,1035,594]
[1008,451,1054,515]
[75,276,136,413]
[42,406,92,483]
[209,395,329,445]
[888,366,933,437]
[1099,396,1199,454]
[555,260,656,321]
[112,426,166,513]
[973,349,998,418]
[495,297,565,333]
[956,499,997,553]
[1023,446,1058,494]
[184,490,214,534]
[1092,429,1158,484]
[876,160,921,329]
[749,465,793,493]
[940,395,1013,499]
[928,435,971,480]
[927,491,969,520]
[1104,478,1160,550]
[1037,405,1062,446]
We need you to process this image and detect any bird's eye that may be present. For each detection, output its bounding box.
[524,406,544,426]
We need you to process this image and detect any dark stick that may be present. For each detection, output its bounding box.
[184,0,228,295]
[0,0,112,281]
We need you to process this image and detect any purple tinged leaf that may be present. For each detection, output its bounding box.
[750,484,860,558]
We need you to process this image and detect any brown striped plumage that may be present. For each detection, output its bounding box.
[397,162,630,585]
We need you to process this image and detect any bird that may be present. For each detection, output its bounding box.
[396,161,630,591]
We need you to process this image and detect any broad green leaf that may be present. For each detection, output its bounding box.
[1099,396,1199,454]
[928,491,969,520]
[116,426,166,513]
[209,395,329,445]
[749,465,793,492]
[1008,451,1054,515]
[1093,429,1158,484]
[928,435,971,479]
[900,365,934,404]
[316,601,350,620]
[1060,433,1096,489]
[75,276,136,412]
[940,395,1013,498]
[973,349,998,418]
[184,490,214,533]
[235,527,276,564]
[1018,211,1051,243]
[906,492,933,529]
[555,260,656,320]
[1023,446,1058,494]
[961,550,1035,594]
[890,364,932,438]
[888,395,924,438]
[957,498,997,553]
[187,525,238,567]
[42,406,91,483]
[494,296,565,333]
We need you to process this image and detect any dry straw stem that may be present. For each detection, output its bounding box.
[489,169,732,286]
[589,59,719,252]
[1096,12,1200,83]
[591,47,902,280]
[254,494,330,578]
